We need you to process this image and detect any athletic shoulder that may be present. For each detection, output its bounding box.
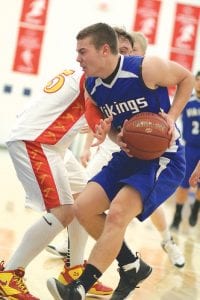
[43,69,85,95]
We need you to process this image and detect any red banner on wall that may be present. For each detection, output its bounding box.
[169,3,200,72]
[12,0,49,75]
[171,3,200,52]
[132,0,161,44]
[170,51,194,71]
[168,3,200,96]
[20,0,49,26]
[13,27,44,75]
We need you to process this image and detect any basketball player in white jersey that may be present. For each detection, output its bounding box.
[0,69,112,299]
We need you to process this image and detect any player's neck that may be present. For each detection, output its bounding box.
[102,56,121,84]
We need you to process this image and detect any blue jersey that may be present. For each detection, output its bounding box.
[86,55,181,154]
[86,55,186,221]
[181,95,200,147]
[86,55,171,132]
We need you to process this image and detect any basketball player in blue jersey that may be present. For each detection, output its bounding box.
[76,28,185,268]
[171,71,200,229]
[47,22,194,300]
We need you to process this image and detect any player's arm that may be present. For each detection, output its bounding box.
[143,56,194,121]
[143,56,194,145]
[92,116,113,146]
[106,121,131,156]
[84,92,112,146]
[189,161,200,187]
[84,90,103,132]
[80,129,95,167]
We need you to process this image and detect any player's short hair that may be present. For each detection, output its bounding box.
[131,31,148,53]
[76,22,118,55]
[113,26,134,49]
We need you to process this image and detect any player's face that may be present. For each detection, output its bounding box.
[132,41,145,56]
[76,37,106,77]
[118,36,133,55]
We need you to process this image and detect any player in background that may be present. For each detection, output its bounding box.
[0,70,112,299]
[171,71,200,230]
[47,22,194,300]
[131,31,148,55]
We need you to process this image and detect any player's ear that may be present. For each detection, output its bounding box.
[102,44,110,56]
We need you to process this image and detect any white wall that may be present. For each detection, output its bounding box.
[0,0,200,145]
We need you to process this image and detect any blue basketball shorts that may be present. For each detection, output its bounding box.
[90,145,186,221]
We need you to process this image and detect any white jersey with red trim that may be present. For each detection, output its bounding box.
[7,69,86,149]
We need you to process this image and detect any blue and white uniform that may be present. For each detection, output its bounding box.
[181,95,200,188]
[86,55,186,221]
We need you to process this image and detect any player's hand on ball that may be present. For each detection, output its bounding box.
[117,121,132,156]
[159,112,175,146]
[122,112,172,160]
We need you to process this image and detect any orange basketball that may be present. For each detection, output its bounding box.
[122,112,171,160]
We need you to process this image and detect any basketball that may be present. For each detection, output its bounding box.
[122,112,171,160]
